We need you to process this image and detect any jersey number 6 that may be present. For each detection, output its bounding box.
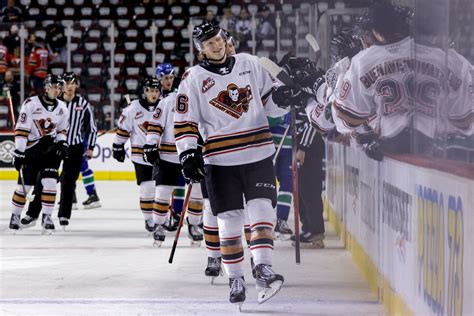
[176,94,189,114]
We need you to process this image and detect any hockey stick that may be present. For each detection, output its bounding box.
[272,124,290,165]
[290,106,301,264]
[97,94,131,137]
[259,57,295,86]
[7,89,31,202]
[169,182,193,264]
[259,58,301,263]
[305,33,322,65]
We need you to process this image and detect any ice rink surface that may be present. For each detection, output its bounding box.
[0,181,385,315]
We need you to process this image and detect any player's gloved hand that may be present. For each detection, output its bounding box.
[364,140,384,161]
[355,125,377,145]
[179,149,205,183]
[55,141,69,160]
[112,143,126,163]
[324,104,334,124]
[143,144,159,164]
[12,149,26,171]
[272,86,308,109]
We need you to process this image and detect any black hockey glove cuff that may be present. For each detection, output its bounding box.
[56,141,69,160]
[272,86,309,109]
[12,149,26,171]
[364,140,384,162]
[143,144,160,164]
[112,143,126,163]
[179,149,205,183]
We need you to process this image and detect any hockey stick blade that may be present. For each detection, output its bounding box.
[259,57,294,86]
[305,33,320,53]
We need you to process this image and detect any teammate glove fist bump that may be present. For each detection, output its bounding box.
[143,144,159,164]
[55,141,69,160]
[272,86,306,109]
[12,149,26,171]
[112,143,126,162]
[179,149,205,183]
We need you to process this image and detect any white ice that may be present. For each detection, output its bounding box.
[0,180,385,315]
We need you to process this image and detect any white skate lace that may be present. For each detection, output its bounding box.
[280,221,290,230]
[231,278,244,293]
[209,257,220,268]
[12,215,20,225]
[259,264,274,278]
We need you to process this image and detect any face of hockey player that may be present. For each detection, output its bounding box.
[202,34,226,63]
[45,83,62,100]
[226,40,236,55]
[145,87,160,104]
[360,31,377,49]
[160,74,174,91]
[63,80,78,97]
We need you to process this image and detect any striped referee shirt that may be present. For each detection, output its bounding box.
[59,94,97,149]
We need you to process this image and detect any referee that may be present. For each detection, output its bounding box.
[21,72,97,228]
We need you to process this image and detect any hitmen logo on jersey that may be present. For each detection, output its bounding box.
[138,121,149,134]
[209,83,253,119]
[34,118,56,136]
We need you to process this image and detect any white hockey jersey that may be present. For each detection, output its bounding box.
[174,53,287,166]
[114,99,156,166]
[145,92,179,164]
[334,37,471,139]
[14,95,69,152]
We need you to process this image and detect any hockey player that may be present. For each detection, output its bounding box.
[142,80,204,247]
[112,77,160,233]
[155,62,184,230]
[156,63,176,99]
[201,31,254,282]
[9,74,69,233]
[20,72,98,229]
[175,23,287,306]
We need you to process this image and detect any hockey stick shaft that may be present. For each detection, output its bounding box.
[305,33,322,64]
[290,107,301,264]
[272,124,290,165]
[6,89,28,198]
[169,182,193,264]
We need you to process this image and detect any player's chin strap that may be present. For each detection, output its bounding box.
[204,52,227,64]
[41,93,57,105]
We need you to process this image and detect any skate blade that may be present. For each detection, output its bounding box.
[83,202,101,209]
[72,204,78,210]
[275,233,292,241]
[257,280,284,304]
[11,229,19,235]
[235,302,243,312]
[61,226,67,232]
[190,240,202,247]
[210,276,216,285]
[41,229,54,235]
[152,240,163,248]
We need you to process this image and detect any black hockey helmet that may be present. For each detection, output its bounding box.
[43,74,63,89]
[62,71,79,84]
[143,76,161,90]
[193,22,226,51]
[330,29,362,64]
[360,1,409,43]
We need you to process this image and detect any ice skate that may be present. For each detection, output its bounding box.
[229,276,246,310]
[292,232,325,249]
[275,219,293,240]
[41,214,55,235]
[255,264,284,304]
[250,256,256,279]
[205,257,223,284]
[59,217,69,231]
[144,219,156,234]
[82,192,101,209]
[152,224,165,247]
[187,218,203,247]
[9,214,20,232]
[163,211,179,232]
[20,215,37,228]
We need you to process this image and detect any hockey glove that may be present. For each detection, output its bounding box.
[143,144,160,164]
[55,141,69,160]
[180,149,205,183]
[112,143,126,163]
[364,140,384,162]
[12,149,26,171]
[272,86,308,109]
